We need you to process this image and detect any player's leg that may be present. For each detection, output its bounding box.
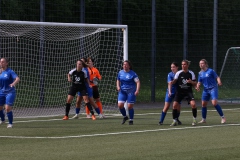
[118,91,128,124]
[63,87,75,120]
[127,92,136,125]
[159,92,172,125]
[211,88,225,123]
[170,101,179,126]
[199,90,209,123]
[82,91,96,120]
[0,95,6,124]
[93,86,104,117]
[72,94,82,119]
[188,93,197,126]
[5,92,16,128]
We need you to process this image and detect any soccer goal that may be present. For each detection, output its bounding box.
[219,47,240,103]
[0,20,128,118]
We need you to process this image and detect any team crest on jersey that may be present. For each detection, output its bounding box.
[126,74,131,79]
[206,73,209,77]
[182,79,187,84]
[4,74,8,78]
[75,77,80,81]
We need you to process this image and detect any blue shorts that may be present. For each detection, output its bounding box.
[78,87,93,97]
[118,90,136,104]
[202,87,218,101]
[0,91,16,106]
[165,91,175,103]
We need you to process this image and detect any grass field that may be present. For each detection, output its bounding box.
[0,104,240,160]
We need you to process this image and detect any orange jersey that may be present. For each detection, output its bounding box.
[88,67,101,86]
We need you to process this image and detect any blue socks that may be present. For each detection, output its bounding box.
[0,110,5,121]
[129,108,134,120]
[202,107,207,119]
[215,104,224,117]
[75,108,80,114]
[7,111,13,124]
[160,111,166,123]
[95,108,100,115]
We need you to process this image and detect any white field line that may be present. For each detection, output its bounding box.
[12,107,240,123]
[0,108,239,139]
[0,124,239,139]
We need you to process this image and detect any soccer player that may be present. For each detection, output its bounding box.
[116,60,140,125]
[62,59,96,120]
[84,57,105,117]
[195,59,226,124]
[169,60,198,126]
[72,58,102,119]
[0,58,20,128]
[159,62,181,125]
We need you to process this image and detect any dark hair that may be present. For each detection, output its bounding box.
[171,62,179,67]
[182,59,191,66]
[81,57,87,63]
[77,59,87,68]
[1,57,9,63]
[123,60,133,70]
[87,57,94,63]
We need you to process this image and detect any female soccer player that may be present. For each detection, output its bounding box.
[195,59,226,124]
[72,58,102,120]
[0,58,20,128]
[84,57,105,117]
[62,59,96,120]
[169,60,198,126]
[159,62,181,125]
[116,60,140,125]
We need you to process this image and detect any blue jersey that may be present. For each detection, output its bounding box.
[167,71,177,94]
[0,68,18,94]
[198,68,218,89]
[117,70,139,93]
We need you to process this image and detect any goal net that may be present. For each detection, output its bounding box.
[219,47,240,103]
[0,20,128,118]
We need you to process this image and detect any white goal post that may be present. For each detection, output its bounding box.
[219,47,240,103]
[0,20,128,118]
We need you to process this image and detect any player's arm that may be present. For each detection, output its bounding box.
[10,76,20,87]
[216,76,222,86]
[116,79,120,91]
[168,81,173,97]
[67,73,72,82]
[134,77,140,96]
[195,82,201,92]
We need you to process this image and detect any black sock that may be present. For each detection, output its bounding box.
[172,109,178,120]
[192,108,197,118]
[86,102,94,115]
[65,103,71,116]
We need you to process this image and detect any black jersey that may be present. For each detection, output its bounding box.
[68,68,87,88]
[174,70,196,93]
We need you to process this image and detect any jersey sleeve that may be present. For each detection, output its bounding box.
[69,68,75,75]
[10,70,18,79]
[167,72,172,83]
[95,68,102,80]
[198,72,202,83]
[212,70,218,79]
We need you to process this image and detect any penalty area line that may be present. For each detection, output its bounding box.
[0,123,239,139]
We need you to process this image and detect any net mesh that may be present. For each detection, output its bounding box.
[0,21,125,118]
[219,47,240,103]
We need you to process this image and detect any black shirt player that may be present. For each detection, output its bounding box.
[168,60,198,126]
[62,60,95,120]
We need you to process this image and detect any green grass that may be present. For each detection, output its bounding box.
[0,104,240,160]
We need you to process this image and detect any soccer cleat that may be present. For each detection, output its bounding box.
[170,121,177,126]
[86,114,91,119]
[99,114,104,119]
[7,124,13,128]
[192,119,197,126]
[221,117,226,124]
[198,119,206,123]
[177,119,182,125]
[158,122,163,125]
[0,121,5,125]
[91,115,96,120]
[121,116,129,124]
[129,120,133,125]
[72,114,79,119]
[62,116,69,120]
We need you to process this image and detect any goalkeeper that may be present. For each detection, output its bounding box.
[116,60,140,125]
[62,60,96,120]
[84,57,105,118]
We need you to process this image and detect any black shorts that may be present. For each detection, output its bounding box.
[174,92,194,104]
[68,86,87,97]
[92,86,100,99]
